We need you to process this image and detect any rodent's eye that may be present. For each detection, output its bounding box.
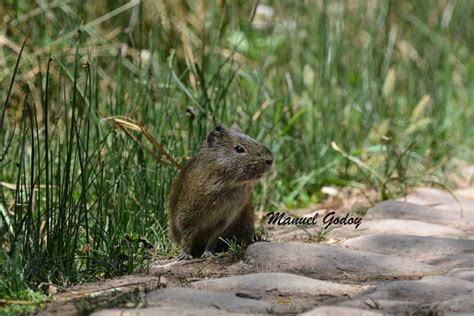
[234,145,246,153]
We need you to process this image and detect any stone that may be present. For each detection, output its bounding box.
[191,272,364,314]
[340,299,418,314]
[329,218,465,239]
[91,306,233,316]
[419,294,474,313]
[352,276,474,304]
[368,200,455,223]
[398,187,464,205]
[446,268,474,282]
[145,287,272,314]
[191,272,360,297]
[398,187,474,216]
[365,200,474,232]
[235,242,441,281]
[432,200,474,217]
[343,234,474,268]
[50,274,162,303]
[429,254,474,270]
[300,306,383,316]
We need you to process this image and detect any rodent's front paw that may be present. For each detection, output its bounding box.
[177,251,193,260]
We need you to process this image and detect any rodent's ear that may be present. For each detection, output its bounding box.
[230,123,242,133]
[207,125,226,145]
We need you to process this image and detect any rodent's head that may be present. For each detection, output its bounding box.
[201,124,273,184]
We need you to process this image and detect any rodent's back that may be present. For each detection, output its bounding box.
[168,156,196,243]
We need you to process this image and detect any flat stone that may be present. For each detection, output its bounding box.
[329,218,465,239]
[236,242,441,281]
[145,287,272,314]
[192,272,360,296]
[92,306,233,316]
[432,200,474,217]
[343,234,474,268]
[340,299,418,314]
[353,276,474,304]
[398,187,465,205]
[366,200,474,233]
[50,274,162,303]
[191,272,363,314]
[368,200,456,223]
[429,254,474,270]
[419,294,474,313]
[301,306,383,316]
[398,187,474,216]
[447,268,474,282]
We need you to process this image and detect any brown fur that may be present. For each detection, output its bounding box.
[168,124,272,259]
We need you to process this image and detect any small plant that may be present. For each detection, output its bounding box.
[0,290,47,316]
[75,291,147,316]
[0,242,47,314]
[217,237,247,262]
[251,226,272,243]
[353,206,369,217]
[364,298,381,310]
[0,243,28,299]
[297,226,329,243]
[311,227,329,243]
[331,138,425,201]
[218,227,271,262]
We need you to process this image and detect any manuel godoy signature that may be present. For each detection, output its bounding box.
[266,211,362,230]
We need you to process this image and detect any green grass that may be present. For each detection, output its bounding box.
[0,0,473,305]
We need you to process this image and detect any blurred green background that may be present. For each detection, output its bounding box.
[0,0,473,305]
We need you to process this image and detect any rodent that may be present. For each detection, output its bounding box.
[168,124,273,259]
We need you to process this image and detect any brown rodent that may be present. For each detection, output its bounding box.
[168,124,273,259]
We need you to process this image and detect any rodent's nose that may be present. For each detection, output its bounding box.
[265,158,273,166]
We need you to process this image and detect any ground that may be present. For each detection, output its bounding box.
[40,165,474,315]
